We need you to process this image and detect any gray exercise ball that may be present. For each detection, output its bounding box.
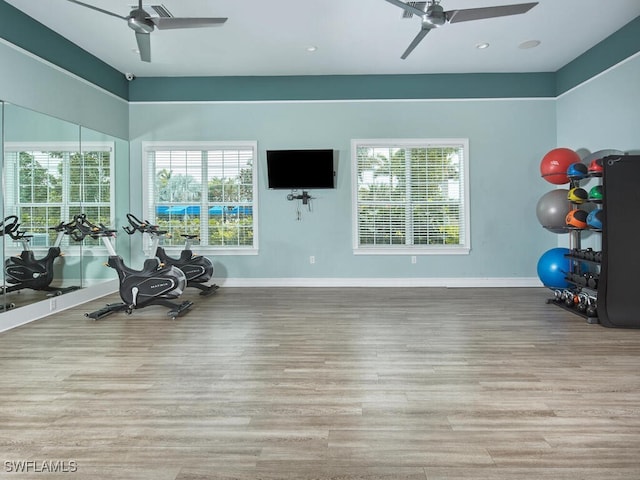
[536,189,571,233]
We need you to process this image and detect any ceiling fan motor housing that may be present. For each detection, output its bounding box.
[128,9,154,33]
[425,3,446,27]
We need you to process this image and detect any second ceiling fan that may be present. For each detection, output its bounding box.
[67,0,228,62]
[384,0,538,59]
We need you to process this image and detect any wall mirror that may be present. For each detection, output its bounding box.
[0,100,5,313]
[79,125,130,282]
[1,103,129,311]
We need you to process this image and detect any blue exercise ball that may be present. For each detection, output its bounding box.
[537,247,571,288]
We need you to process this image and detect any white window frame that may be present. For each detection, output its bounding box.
[352,138,470,255]
[142,141,259,256]
[4,141,115,253]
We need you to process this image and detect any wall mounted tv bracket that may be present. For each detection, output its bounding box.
[286,191,313,205]
[286,190,315,221]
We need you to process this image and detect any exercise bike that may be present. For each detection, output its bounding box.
[123,213,218,296]
[1,215,81,298]
[75,215,193,320]
[0,216,18,312]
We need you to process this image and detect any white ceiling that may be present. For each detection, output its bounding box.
[5,0,640,78]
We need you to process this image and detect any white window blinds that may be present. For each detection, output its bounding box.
[4,143,113,245]
[353,139,470,254]
[143,142,257,252]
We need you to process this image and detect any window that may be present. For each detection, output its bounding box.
[143,141,258,254]
[4,142,113,247]
[352,138,470,254]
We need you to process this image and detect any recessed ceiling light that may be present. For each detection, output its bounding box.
[475,42,490,49]
[519,40,541,49]
[306,46,318,52]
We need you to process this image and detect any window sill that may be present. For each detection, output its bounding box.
[6,246,111,257]
[353,246,470,256]
[154,247,259,256]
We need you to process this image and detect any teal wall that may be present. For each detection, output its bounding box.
[129,73,555,102]
[129,99,556,281]
[557,53,640,154]
[556,16,640,96]
[0,40,128,139]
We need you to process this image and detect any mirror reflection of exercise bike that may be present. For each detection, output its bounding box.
[1,215,81,305]
[123,213,218,296]
[75,215,193,321]
[0,216,18,312]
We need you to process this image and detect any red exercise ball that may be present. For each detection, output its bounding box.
[540,148,581,185]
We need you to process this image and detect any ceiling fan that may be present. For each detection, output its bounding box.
[384,0,538,59]
[66,0,228,63]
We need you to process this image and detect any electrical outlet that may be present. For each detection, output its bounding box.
[310,256,315,264]
[411,256,417,264]
[49,297,57,311]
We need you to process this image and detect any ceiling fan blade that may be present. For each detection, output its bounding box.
[135,31,151,62]
[150,17,228,30]
[401,28,431,59]
[446,2,538,24]
[384,0,427,18]
[66,0,127,20]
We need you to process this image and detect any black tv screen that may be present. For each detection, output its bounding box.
[267,149,335,189]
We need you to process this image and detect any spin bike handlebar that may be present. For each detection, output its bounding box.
[49,216,83,237]
[123,213,199,243]
[1,215,22,239]
[123,213,167,236]
[1,215,19,235]
[71,214,117,242]
[0,215,25,240]
[1,214,108,243]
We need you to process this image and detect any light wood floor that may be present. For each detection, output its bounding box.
[1,287,640,479]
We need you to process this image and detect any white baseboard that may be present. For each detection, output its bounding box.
[0,280,118,333]
[217,277,543,288]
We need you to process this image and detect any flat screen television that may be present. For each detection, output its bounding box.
[267,149,335,189]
